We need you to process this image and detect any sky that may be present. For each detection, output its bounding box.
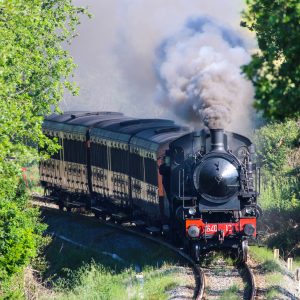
[61,0,256,133]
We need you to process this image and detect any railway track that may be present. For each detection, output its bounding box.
[243,261,256,300]
[201,257,256,300]
[32,195,256,300]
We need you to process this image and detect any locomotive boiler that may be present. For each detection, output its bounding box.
[40,111,260,262]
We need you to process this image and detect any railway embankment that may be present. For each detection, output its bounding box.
[248,246,299,299]
[25,207,196,299]
[30,198,300,299]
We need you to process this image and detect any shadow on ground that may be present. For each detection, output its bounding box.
[41,209,185,283]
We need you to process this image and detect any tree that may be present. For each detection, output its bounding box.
[242,0,300,121]
[0,0,87,293]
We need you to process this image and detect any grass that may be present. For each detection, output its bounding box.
[42,237,119,282]
[265,273,282,285]
[265,288,279,300]
[200,250,236,267]
[42,233,185,281]
[42,210,186,274]
[47,263,182,300]
[249,246,281,272]
[293,257,300,271]
[0,271,24,299]
[25,239,185,300]
[249,246,288,299]
[36,232,187,300]
[250,246,282,273]
[218,285,240,300]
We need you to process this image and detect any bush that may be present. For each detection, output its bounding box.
[0,176,46,296]
[254,119,300,256]
[0,159,47,297]
[255,119,300,211]
[259,172,300,211]
[254,119,299,172]
[0,0,87,296]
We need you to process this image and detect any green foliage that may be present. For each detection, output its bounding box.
[255,119,300,211]
[0,195,47,292]
[249,246,275,262]
[261,260,282,273]
[0,270,25,299]
[218,285,240,300]
[259,174,300,210]
[52,263,182,300]
[249,247,281,273]
[254,119,299,172]
[249,247,284,299]
[266,288,279,300]
[242,0,300,120]
[254,120,300,255]
[0,0,87,295]
[254,120,300,211]
[0,0,88,163]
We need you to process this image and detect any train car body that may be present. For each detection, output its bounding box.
[40,111,188,223]
[40,111,260,261]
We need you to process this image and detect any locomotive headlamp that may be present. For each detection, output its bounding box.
[188,207,196,215]
[188,225,200,238]
[244,224,255,236]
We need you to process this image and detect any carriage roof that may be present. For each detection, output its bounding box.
[44,111,190,152]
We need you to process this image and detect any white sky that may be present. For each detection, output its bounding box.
[61,0,255,123]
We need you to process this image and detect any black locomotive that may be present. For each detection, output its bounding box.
[40,111,260,261]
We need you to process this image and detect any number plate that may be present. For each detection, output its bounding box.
[205,224,218,233]
[205,224,234,234]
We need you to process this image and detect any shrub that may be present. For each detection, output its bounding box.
[254,119,299,172]
[254,119,300,255]
[0,183,46,295]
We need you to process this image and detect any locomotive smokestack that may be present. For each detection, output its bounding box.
[210,129,225,152]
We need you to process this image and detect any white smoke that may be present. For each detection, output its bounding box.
[156,17,254,130]
[63,0,255,134]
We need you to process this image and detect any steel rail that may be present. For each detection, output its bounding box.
[243,261,256,300]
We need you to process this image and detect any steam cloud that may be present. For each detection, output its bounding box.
[64,0,255,134]
[156,17,254,129]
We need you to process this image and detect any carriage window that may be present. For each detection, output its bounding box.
[63,139,86,164]
[130,152,144,181]
[90,143,108,169]
[111,148,129,174]
[144,158,157,186]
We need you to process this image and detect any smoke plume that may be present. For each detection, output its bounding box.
[63,0,255,134]
[156,17,254,129]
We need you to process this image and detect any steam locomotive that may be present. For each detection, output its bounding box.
[40,111,260,261]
